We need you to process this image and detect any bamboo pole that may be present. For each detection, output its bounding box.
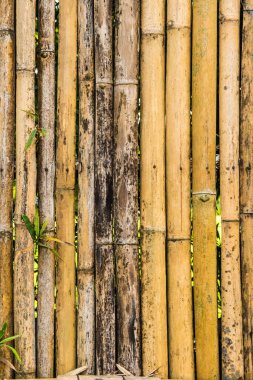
[192,1,219,379]
[77,0,95,373]
[166,2,194,379]
[94,0,115,374]
[14,0,36,377]
[0,0,15,378]
[240,1,253,378]
[114,0,141,375]
[55,0,77,374]
[219,1,244,379]
[141,0,168,377]
[37,0,55,377]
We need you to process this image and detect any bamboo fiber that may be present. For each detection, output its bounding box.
[192,1,219,379]
[240,1,253,378]
[219,1,244,379]
[37,0,55,377]
[14,0,36,377]
[0,0,15,378]
[166,1,194,379]
[141,0,168,377]
[114,0,141,375]
[94,0,115,374]
[77,0,95,373]
[55,0,77,374]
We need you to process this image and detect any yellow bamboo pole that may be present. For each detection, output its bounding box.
[77,0,95,373]
[166,1,194,379]
[94,0,115,374]
[55,0,77,374]
[14,0,36,377]
[192,1,219,379]
[0,0,15,378]
[141,0,168,377]
[114,0,141,375]
[37,0,55,377]
[219,1,244,379]
[240,1,253,378]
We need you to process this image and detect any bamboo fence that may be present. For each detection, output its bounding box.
[0,1,252,380]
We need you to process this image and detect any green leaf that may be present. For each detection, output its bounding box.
[40,219,48,237]
[21,109,38,123]
[38,243,62,261]
[34,208,39,237]
[25,129,37,151]
[3,345,21,364]
[0,323,7,340]
[21,215,36,241]
[0,335,20,344]
[42,236,74,246]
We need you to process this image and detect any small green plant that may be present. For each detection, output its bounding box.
[0,323,21,371]
[22,210,72,259]
[22,109,47,151]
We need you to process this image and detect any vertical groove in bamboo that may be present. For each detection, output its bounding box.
[219,1,244,379]
[114,0,141,375]
[141,0,168,377]
[0,0,15,378]
[37,0,55,377]
[55,0,77,374]
[14,0,36,377]
[240,1,253,378]
[166,1,194,379]
[94,0,115,374]
[77,0,95,373]
[192,1,219,379]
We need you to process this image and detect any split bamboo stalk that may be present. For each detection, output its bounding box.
[141,0,168,377]
[166,2,194,379]
[14,0,36,377]
[219,1,244,379]
[240,1,253,378]
[55,0,77,374]
[94,0,115,374]
[77,0,95,373]
[192,1,219,379]
[114,0,141,375]
[37,0,55,377]
[0,0,15,378]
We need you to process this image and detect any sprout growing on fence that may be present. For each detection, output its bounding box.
[21,212,73,259]
[0,323,21,372]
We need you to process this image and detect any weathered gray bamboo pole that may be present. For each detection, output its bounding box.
[114,0,141,375]
[37,0,55,377]
[240,1,253,378]
[141,0,168,377]
[94,0,115,374]
[219,1,244,379]
[77,0,95,373]
[192,0,219,379]
[166,1,194,379]
[14,0,36,377]
[55,0,77,374]
[0,0,15,378]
